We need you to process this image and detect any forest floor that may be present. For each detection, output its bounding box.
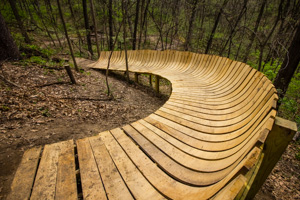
[0,58,299,199]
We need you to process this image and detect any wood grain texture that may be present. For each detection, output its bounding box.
[30,140,74,200]
[87,50,278,199]
[55,141,77,200]
[76,138,107,200]
[7,146,41,200]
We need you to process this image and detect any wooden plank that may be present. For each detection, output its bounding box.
[99,130,166,200]
[211,175,247,200]
[88,136,134,200]
[123,123,256,186]
[138,119,261,161]
[77,138,107,200]
[245,117,297,199]
[30,141,73,200]
[235,150,264,200]
[55,141,77,200]
[146,108,274,147]
[130,121,257,172]
[111,126,263,199]
[28,142,62,198]
[7,146,42,200]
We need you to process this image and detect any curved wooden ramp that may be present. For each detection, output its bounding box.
[8,50,278,200]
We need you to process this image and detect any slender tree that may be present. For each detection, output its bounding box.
[205,0,229,54]
[184,0,199,51]
[32,0,56,46]
[56,0,79,72]
[108,0,114,50]
[132,0,141,50]
[45,0,62,48]
[142,0,150,47]
[8,0,31,44]
[137,0,145,49]
[83,0,93,56]
[0,12,20,61]
[257,0,284,71]
[105,23,123,96]
[68,0,83,44]
[219,0,249,56]
[122,0,130,82]
[273,20,300,103]
[243,0,267,63]
[90,0,100,57]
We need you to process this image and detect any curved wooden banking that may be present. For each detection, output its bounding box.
[86,50,278,199]
[8,50,278,200]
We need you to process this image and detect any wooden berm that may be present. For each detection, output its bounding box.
[7,50,297,200]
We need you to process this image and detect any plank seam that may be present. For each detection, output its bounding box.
[88,138,109,199]
[111,129,170,198]
[28,146,43,199]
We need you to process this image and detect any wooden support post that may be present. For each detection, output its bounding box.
[149,74,152,87]
[155,75,159,93]
[244,116,297,200]
[64,65,76,84]
[134,73,138,83]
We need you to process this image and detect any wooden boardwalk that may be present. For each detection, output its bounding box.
[8,50,278,200]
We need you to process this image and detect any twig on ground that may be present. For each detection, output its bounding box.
[0,74,21,88]
[34,81,69,87]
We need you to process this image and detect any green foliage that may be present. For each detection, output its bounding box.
[10,32,24,47]
[278,73,300,128]
[296,151,300,161]
[213,32,224,39]
[280,97,297,113]
[296,141,300,161]
[262,59,281,81]
[39,107,50,117]
[30,56,47,65]
[0,105,10,111]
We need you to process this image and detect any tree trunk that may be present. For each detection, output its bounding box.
[8,0,31,44]
[132,0,140,50]
[24,0,39,31]
[45,0,62,48]
[64,65,76,84]
[122,0,130,82]
[243,0,267,63]
[68,0,83,44]
[273,20,300,103]
[184,0,198,51]
[143,0,150,47]
[138,0,145,50]
[32,0,56,46]
[82,0,93,56]
[108,0,114,50]
[219,0,249,56]
[205,0,229,54]
[90,0,100,57]
[170,0,180,50]
[258,0,284,71]
[0,12,20,61]
[105,21,123,97]
[56,0,79,72]
[127,11,133,38]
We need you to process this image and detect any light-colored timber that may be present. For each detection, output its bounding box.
[7,146,41,200]
[8,50,297,200]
